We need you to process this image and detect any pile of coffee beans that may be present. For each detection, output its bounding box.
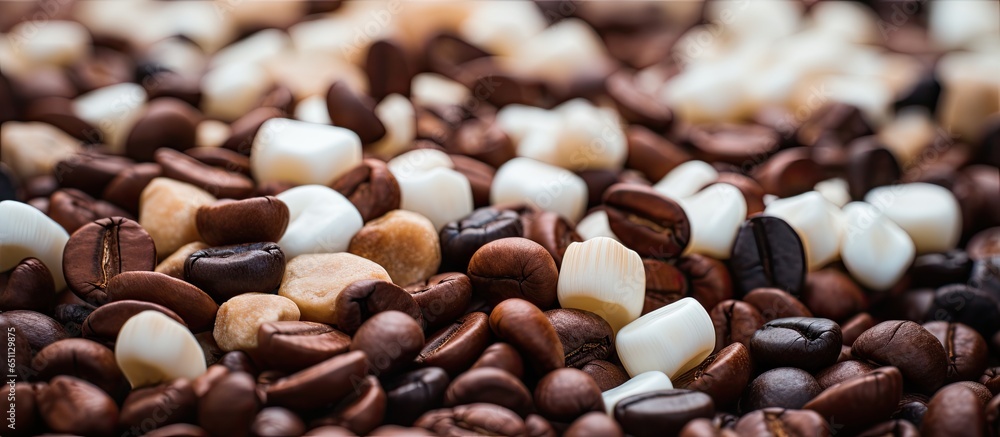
[1,1,999,436]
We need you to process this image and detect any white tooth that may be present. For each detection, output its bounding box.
[396,168,473,231]
[764,191,846,270]
[601,371,674,414]
[491,157,588,223]
[251,118,362,186]
[115,310,206,389]
[294,95,332,125]
[840,202,915,291]
[367,94,416,160]
[411,73,471,108]
[0,200,69,291]
[575,210,619,242]
[7,20,91,67]
[814,178,851,208]
[459,1,546,56]
[276,185,363,258]
[653,161,719,199]
[679,184,747,260]
[557,237,645,332]
[0,121,82,181]
[496,105,560,144]
[514,99,628,171]
[388,149,454,178]
[864,183,962,254]
[615,298,715,379]
[73,83,147,154]
[209,28,289,69]
[201,63,273,122]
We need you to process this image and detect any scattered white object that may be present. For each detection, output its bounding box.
[491,158,588,223]
[653,161,719,199]
[294,95,332,125]
[276,185,364,257]
[0,200,70,291]
[74,83,148,154]
[201,63,273,122]
[616,298,715,379]
[601,371,674,414]
[575,210,619,242]
[764,191,846,270]
[557,237,645,332]
[841,202,915,290]
[115,310,206,388]
[679,184,747,260]
[395,167,474,231]
[251,118,362,186]
[864,183,962,255]
[814,178,851,208]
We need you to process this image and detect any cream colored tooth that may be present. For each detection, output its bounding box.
[557,237,644,332]
[209,28,289,69]
[0,200,69,291]
[764,191,846,270]
[575,210,619,242]
[139,178,216,259]
[396,168,473,231]
[679,184,747,260]
[201,63,273,122]
[840,202,915,291]
[459,1,546,56]
[115,310,206,389]
[250,118,362,186]
[294,95,332,125]
[213,293,300,352]
[411,73,471,108]
[195,120,232,149]
[864,183,962,255]
[491,157,588,223]
[0,121,82,181]
[8,20,91,67]
[814,178,851,208]
[601,371,674,414]
[276,185,363,258]
[653,160,719,199]
[368,94,416,160]
[615,298,715,379]
[73,83,147,154]
[387,149,454,178]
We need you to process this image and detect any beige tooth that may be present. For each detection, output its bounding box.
[115,310,207,389]
[557,237,645,332]
[601,371,674,414]
[73,83,148,154]
[840,202,915,291]
[615,298,715,379]
[213,293,300,352]
[679,183,747,260]
[0,200,70,291]
[864,183,962,255]
[764,191,846,270]
[396,168,473,231]
[250,118,362,187]
[491,157,588,224]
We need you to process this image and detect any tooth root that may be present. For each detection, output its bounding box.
[557,237,645,332]
[251,118,363,186]
[0,200,69,291]
[680,183,747,260]
[394,167,473,231]
[601,371,674,414]
[276,185,364,258]
[492,157,588,223]
[115,310,206,389]
[615,298,715,380]
[764,191,846,270]
[864,183,962,255]
[653,160,719,199]
[841,202,915,291]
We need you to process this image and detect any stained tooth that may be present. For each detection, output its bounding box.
[250,118,362,186]
[814,178,851,208]
[491,157,588,223]
[653,160,719,199]
[840,202,915,291]
[575,210,619,242]
[115,310,206,388]
[557,237,645,332]
[396,168,473,231]
[601,371,674,414]
[387,149,454,178]
[0,200,69,291]
[201,63,273,122]
[615,298,715,379]
[680,183,747,259]
[73,83,148,154]
[276,185,363,258]
[864,183,962,255]
[764,191,846,270]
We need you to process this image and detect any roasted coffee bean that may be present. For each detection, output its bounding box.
[256,321,351,373]
[404,273,473,330]
[577,171,620,209]
[316,375,387,435]
[926,284,1000,337]
[37,376,118,436]
[439,207,523,272]
[415,403,527,437]
[641,258,687,314]
[489,298,565,375]
[988,394,1000,437]
[63,216,155,305]
[2,310,68,353]
[678,418,736,437]
[251,407,306,437]
[102,162,161,215]
[581,359,629,391]
[565,411,625,437]
[954,381,993,404]
[120,378,198,431]
[545,308,614,369]
[521,210,583,268]
[841,313,875,346]
[534,368,604,423]
[326,81,385,144]
[750,317,842,371]
[444,367,534,415]
[184,242,285,302]
[922,321,988,383]
[742,368,822,411]
[980,367,1000,395]
[733,408,829,437]
[222,107,283,155]
[82,300,186,345]
[198,371,260,437]
[803,367,903,431]
[677,255,733,312]
[351,311,424,375]
[752,148,825,198]
[524,414,557,437]
[470,343,525,379]
[603,183,690,258]
[606,71,672,132]
[416,312,490,376]
[6,382,39,436]
[730,216,806,297]
[467,237,559,308]
[107,271,218,332]
[31,338,125,396]
[910,250,974,288]
[446,119,515,169]
[845,137,901,200]
[55,152,134,197]
[335,280,422,334]
[614,389,715,437]
[743,287,813,322]
[384,367,450,426]
[852,320,947,393]
[815,360,878,389]
[858,420,921,437]
[0,257,55,312]
[967,227,1000,261]
[970,256,1000,296]
[893,392,929,427]
[450,154,495,208]
[195,197,289,247]
[156,148,254,199]
[674,343,753,408]
[331,159,401,222]
[265,350,368,411]
[801,269,868,322]
[365,39,412,101]
[686,123,780,166]
[124,98,200,162]
[185,147,252,176]
[710,300,765,353]
[625,125,690,183]
[48,188,133,234]
[921,383,985,437]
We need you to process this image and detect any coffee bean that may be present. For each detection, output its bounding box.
[606,71,673,132]
[801,269,868,322]
[678,418,736,437]
[470,342,525,379]
[489,298,565,375]
[334,280,422,335]
[265,350,368,411]
[677,254,733,312]
[2,310,68,353]
[614,389,715,437]
[733,408,829,437]
[603,183,690,258]
[384,367,450,426]
[125,98,201,162]
[750,317,842,371]
[439,207,523,272]
[102,162,161,215]
[416,312,490,376]
[641,258,687,314]
[48,188,133,234]
[31,338,125,397]
[803,367,903,431]
[365,39,412,101]
[199,371,260,437]
[922,321,988,383]
[521,210,583,268]
[525,414,557,437]
[185,146,251,176]
[222,107,283,155]
[446,119,515,169]
[195,197,289,247]
[107,271,218,332]
[910,250,974,288]
[674,342,753,408]
[120,378,198,432]
[926,284,1000,337]
[564,411,625,437]
[444,367,534,415]
[450,154,495,209]
[624,125,690,183]
[988,394,1000,437]
[326,81,386,144]
[156,148,254,199]
[468,237,559,308]
[970,256,1000,296]
[815,360,878,389]
[580,359,628,392]
[921,383,986,437]
[330,159,401,223]
[686,123,780,166]
[251,407,306,437]
[55,152,133,197]
[752,148,825,198]
[845,137,901,200]
[254,321,350,373]
[0,257,55,312]
[743,287,813,322]
[81,299,186,345]
[404,272,473,330]
[730,216,806,297]
[967,227,1000,261]
[316,375,387,435]
[742,368,822,411]
[534,368,604,423]
[710,300,765,353]
[351,311,424,375]
[841,313,875,346]
[852,320,948,393]
[63,217,155,305]
[184,242,285,302]
[415,403,526,437]
[38,377,119,436]
[544,308,614,369]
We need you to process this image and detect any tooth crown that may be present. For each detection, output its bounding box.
[653,160,719,199]
[841,201,915,291]
[557,237,644,332]
[492,157,588,223]
[275,185,364,257]
[864,183,962,255]
[679,183,747,260]
[115,310,207,389]
[615,298,715,379]
[600,371,674,414]
[764,191,846,270]
[251,118,363,186]
[0,200,70,291]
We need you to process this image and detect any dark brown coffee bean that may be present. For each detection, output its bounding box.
[470,342,524,379]
[955,381,993,405]
[156,148,254,199]
[678,418,737,437]
[967,227,1000,261]
[545,308,614,369]
[743,287,813,322]
[927,284,1000,338]
[125,98,201,162]
[446,119,515,169]
[251,407,306,437]
[710,300,765,353]
[841,313,874,347]
[815,360,878,389]
[5,382,39,436]
[858,420,920,437]
[2,310,68,354]
[852,320,948,393]
[606,71,672,132]
[450,155,494,209]
[675,342,753,408]
[55,152,133,197]
[578,172,622,210]
[365,39,413,101]
[440,207,523,273]
[335,279,422,335]
[120,378,198,432]
[970,256,1000,297]
[625,125,691,183]
[565,411,625,437]
[846,137,901,200]
[910,250,973,289]
[730,216,806,297]
[742,368,822,411]
[331,159,401,222]
[195,196,289,247]
[415,403,527,437]
[892,392,929,427]
[468,237,558,309]
[184,242,285,302]
[256,321,351,373]
[218,350,257,375]
[801,269,868,322]
[31,338,125,396]
[384,367,450,426]
[686,123,780,166]
[107,271,218,332]
[23,96,95,141]
[603,183,690,258]
[988,393,1000,437]
[199,371,260,437]
[404,273,473,330]
[37,375,118,436]
[922,321,988,383]
[980,367,1000,395]
[489,298,564,375]
[265,350,368,411]
[677,255,733,312]
[614,389,715,437]
[444,367,533,415]
[921,383,985,437]
[525,414,557,437]
[803,367,903,432]
[534,368,604,423]
[752,148,825,198]
[580,359,629,392]
[716,172,767,216]
[316,375,387,435]
[326,81,385,144]
[521,210,582,268]
[102,162,162,215]
[259,84,295,114]
[733,408,829,437]
[641,258,687,315]
[0,257,55,312]
[750,317,842,371]
[48,188,133,234]
[82,299,185,345]
[797,103,873,148]
[416,312,490,376]
[222,107,283,155]
[185,147,252,177]
[351,311,424,375]
[63,216,155,305]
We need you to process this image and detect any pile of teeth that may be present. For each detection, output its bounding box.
[1,1,999,436]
